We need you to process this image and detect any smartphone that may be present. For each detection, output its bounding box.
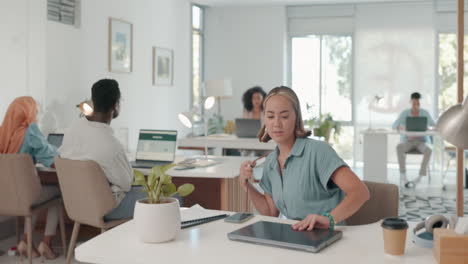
[224,213,254,223]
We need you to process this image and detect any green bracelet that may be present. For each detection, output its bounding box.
[323,212,335,231]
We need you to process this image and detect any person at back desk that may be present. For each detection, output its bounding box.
[239,86,370,230]
[392,92,435,188]
[239,86,267,156]
[0,96,60,259]
[242,86,266,120]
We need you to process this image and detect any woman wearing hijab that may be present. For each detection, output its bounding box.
[0,96,60,260]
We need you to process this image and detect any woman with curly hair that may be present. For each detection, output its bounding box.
[242,86,266,120]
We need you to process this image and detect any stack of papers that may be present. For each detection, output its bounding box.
[177,157,221,168]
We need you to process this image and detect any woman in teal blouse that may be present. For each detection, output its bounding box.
[0,96,60,259]
[239,87,370,231]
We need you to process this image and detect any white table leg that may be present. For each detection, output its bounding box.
[363,133,388,183]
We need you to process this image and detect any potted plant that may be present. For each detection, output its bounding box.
[207,113,225,135]
[133,164,194,243]
[303,105,341,143]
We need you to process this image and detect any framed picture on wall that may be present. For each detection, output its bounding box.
[108,18,133,73]
[153,47,173,86]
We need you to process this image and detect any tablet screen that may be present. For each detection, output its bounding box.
[227,221,342,252]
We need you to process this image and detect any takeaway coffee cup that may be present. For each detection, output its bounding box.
[381,218,409,255]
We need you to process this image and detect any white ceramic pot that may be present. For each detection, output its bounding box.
[134,197,181,243]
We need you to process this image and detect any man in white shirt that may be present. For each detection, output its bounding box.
[60,79,144,220]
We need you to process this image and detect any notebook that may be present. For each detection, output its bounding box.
[235,118,261,138]
[131,129,177,168]
[228,221,342,253]
[180,205,228,228]
[47,133,64,148]
[406,116,428,132]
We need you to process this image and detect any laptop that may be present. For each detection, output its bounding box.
[47,133,64,148]
[406,116,428,132]
[235,118,261,138]
[130,129,177,169]
[227,221,342,253]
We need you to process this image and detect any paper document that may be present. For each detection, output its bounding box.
[177,157,221,168]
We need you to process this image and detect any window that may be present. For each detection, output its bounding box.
[438,33,468,115]
[291,35,353,160]
[291,35,353,123]
[191,5,204,120]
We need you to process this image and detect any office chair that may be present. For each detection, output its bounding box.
[346,181,399,225]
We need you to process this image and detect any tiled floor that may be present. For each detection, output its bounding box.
[0,235,88,264]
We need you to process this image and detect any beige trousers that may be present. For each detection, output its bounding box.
[396,140,432,176]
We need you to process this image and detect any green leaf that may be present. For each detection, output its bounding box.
[150,166,162,179]
[148,171,157,190]
[162,183,177,197]
[149,178,159,192]
[177,184,195,197]
[161,164,176,175]
[133,169,146,186]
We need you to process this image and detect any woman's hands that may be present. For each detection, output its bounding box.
[239,160,257,189]
[292,214,330,231]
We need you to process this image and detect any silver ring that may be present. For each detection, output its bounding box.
[247,164,252,168]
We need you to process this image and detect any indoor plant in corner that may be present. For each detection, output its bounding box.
[304,105,341,143]
[133,164,194,243]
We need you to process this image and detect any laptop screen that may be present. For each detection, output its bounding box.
[47,133,64,148]
[135,130,177,162]
[406,116,428,132]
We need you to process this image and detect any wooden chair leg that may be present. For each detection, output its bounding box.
[66,222,80,264]
[16,216,21,244]
[59,207,67,256]
[25,216,33,264]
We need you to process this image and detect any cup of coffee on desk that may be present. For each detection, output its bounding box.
[381,218,409,255]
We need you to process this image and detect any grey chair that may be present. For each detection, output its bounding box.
[346,181,399,226]
[54,158,129,264]
[0,154,66,264]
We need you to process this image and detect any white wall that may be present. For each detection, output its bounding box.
[0,0,46,121]
[204,6,287,122]
[0,0,191,152]
[45,0,192,151]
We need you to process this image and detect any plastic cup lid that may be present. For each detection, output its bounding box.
[381,217,408,230]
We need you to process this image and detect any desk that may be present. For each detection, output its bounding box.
[138,156,251,211]
[178,135,276,154]
[38,156,252,212]
[75,212,435,264]
[361,129,439,182]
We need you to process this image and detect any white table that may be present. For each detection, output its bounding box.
[135,155,252,212]
[178,135,276,154]
[361,129,439,183]
[75,212,435,264]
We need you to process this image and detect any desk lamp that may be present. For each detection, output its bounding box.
[76,100,93,117]
[436,96,468,217]
[178,112,195,137]
[204,79,232,116]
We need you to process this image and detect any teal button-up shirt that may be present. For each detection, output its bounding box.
[391,108,436,143]
[259,138,348,221]
[18,123,58,167]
